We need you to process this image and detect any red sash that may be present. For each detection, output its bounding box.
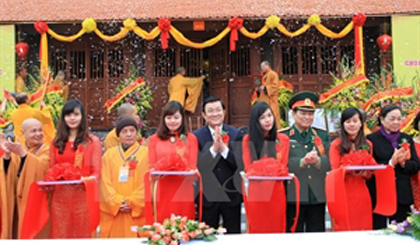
[20,179,99,239]
[410,173,420,210]
[242,175,300,233]
[326,166,396,231]
[144,171,203,224]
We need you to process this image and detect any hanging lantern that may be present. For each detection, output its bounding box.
[15,42,29,60]
[376,34,392,52]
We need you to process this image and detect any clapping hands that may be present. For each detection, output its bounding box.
[212,126,227,153]
[303,147,320,165]
[0,134,27,158]
[390,147,408,168]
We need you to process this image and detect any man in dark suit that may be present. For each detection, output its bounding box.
[193,96,243,233]
[280,91,330,232]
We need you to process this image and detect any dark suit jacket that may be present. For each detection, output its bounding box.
[367,131,420,205]
[193,124,243,208]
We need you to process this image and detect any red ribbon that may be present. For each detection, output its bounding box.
[228,18,243,52]
[144,171,203,224]
[20,179,99,239]
[241,175,300,232]
[352,13,366,27]
[34,21,49,62]
[158,18,171,49]
[326,166,396,231]
[34,21,49,34]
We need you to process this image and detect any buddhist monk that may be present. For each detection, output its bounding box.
[53,71,70,102]
[104,104,141,151]
[15,67,27,94]
[259,61,281,129]
[0,133,18,239]
[11,94,55,145]
[0,119,50,239]
[100,116,149,237]
[168,67,205,113]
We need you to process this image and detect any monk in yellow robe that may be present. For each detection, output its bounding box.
[0,134,19,239]
[0,119,50,238]
[15,68,27,93]
[258,61,281,129]
[104,103,141,151]
[168,67,205,113]
[100,116,149,238]
[11,94,55,145]
[53,71,70,102]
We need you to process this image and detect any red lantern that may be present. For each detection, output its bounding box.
[376,34,392,52]
[15,42,29,60]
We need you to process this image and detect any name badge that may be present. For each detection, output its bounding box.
[119,166,129,183]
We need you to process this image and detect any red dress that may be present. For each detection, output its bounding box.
[49,135,101,238]
[328,139,373,231]
[242,133,290,233]
[148,133,198,222]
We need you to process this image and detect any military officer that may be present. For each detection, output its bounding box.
[281,91,330,232]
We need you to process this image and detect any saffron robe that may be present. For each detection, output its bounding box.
[104,128,119,151]
[17,143,50,238]
[100,142,149,238]
[11,104,56,145]
[0,153,19,239]
[168,74,204,113]
[259,69,281,129]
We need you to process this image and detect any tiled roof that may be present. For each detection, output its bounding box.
[1,0,420,22]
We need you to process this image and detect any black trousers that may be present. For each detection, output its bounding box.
[287,203,325,232]
[202,202,241,234]
[373,203,411,229]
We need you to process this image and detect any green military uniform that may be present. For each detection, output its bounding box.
[281,125,330,204]
[282,91,330,232]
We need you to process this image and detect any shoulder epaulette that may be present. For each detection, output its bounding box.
[312,126,327,132]
[278,127,291,133]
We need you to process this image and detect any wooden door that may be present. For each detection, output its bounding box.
[273,43,355,93]
[228,45,252,127]
[208,43,228,123]
[67,44,88,105]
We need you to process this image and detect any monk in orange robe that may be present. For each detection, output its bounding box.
[168,67,205,113]
[100,116,149,237]
[11,94,55,145]
[0,119,50,239]
[15,68,27,94]
[104,104,141,151]
[258,61,281,129]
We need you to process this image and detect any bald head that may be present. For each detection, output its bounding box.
[260,61,271,73]
[22,118,42,131]
[118,104,137,117]
[21,118,43,147]
[117,103,140,125]
[15,93,29,105]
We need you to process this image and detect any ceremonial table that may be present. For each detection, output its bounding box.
[2,231,417,244]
